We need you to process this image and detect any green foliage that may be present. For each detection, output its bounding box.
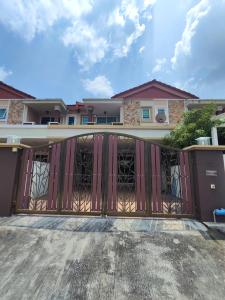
[163,104,221,149]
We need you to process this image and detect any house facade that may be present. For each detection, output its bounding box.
[0,79,224,146]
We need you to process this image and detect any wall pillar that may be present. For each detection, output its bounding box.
[120,106,124,123]
[185,145,225,221]
[0,145,23,217]
[211,127,219,145]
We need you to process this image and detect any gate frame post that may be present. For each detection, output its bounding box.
[145,141,152,216]
[102,133,109,215]
[151,144,163,213]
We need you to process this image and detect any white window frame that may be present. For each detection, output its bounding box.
[81,115,89,125]
[154,106,168,123]
[141,107,152,122]
[67,115,76,125]
[0,107,8,122]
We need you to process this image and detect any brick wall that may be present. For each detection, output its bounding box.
[7,100,24,124]
[123,100,140,126]
[168,100,185,124]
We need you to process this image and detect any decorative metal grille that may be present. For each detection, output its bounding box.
[18,147,50,211]
[62,134,103,213]
[117,136,136,213]
[160,148,183,214]
[17,133,193,217]
[29,149,50,211]
[71,135,94,212]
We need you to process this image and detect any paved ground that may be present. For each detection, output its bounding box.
[0,216,225,300]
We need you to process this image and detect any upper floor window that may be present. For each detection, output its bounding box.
[142,107,152,121]
[157,108,165,114]
[0,108,7,120]
[96,116,119,124]
[41,117,55,125]
[155,107,167,123]
[81,115,89,124]
[68,116,75,125]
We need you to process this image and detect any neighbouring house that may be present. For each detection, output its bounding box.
[0,79,224,146]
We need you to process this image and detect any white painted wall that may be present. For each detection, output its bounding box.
[0,125,172,140]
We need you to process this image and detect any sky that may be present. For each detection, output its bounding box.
[0,0,225,104]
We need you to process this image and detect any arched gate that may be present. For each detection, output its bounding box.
[16,133,193,217]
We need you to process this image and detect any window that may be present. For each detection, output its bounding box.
[155,107,167,123]
[96,116,119,124]
[0,108,7,120]
[81,116,89,124]
[41,117,55,124]
[158,108,165,114]
[68,116,75,125]
[142,108,151,121]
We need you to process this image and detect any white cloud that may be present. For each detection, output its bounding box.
[152,58,167,73]
[115,23,145,57]
[108,0,155,57]
[0,66,12,81]
[108,7,125,27]
[144,0,157,9]
[0,0,156,69]
[171,0,211,68]
[0,0,93,41]
[139,46,145,54]
[167,0,225,98]
[83,75,114,97]
[62,21,108,70]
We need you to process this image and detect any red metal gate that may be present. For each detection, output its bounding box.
[16,133,194,217]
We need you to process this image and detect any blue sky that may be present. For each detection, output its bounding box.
[0,0,225,104]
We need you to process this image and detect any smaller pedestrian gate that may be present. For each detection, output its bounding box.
[16,133,193,217]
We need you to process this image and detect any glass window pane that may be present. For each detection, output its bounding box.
[158,108,165,114]
[142,108,150,119]
[41,117,55,124]
[96,117,106,124]
[82,116,89,124]
[68,116,75,125]
[107,116,117,124]
[0,108,7,120]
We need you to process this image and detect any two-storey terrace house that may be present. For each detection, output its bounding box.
[1,79,225,146]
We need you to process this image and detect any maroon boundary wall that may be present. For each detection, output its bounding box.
[0,145,23,217]
[186,146,225,222]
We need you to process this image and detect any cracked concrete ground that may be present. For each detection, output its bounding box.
[0,216,225,300]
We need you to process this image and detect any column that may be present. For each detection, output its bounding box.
[211,126,219,145]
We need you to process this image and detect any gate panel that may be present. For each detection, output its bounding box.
[136,140,146,211]
[151,145,193,216]
[107,135,118,211]
[17,145,59,212]
[61,134,103,213]
[48,143,61,210]
[180,151,192,214]
[107,135,147,214]
[62,138,76,210]
[18,148,33,210]
[16,132,193,217]
[91,134,103,211]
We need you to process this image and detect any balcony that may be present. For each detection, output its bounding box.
[23,99,67,125]
[78,98,123,126]
[0,98,175,145]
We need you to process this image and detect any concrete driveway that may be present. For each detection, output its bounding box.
[0,216,225,300]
